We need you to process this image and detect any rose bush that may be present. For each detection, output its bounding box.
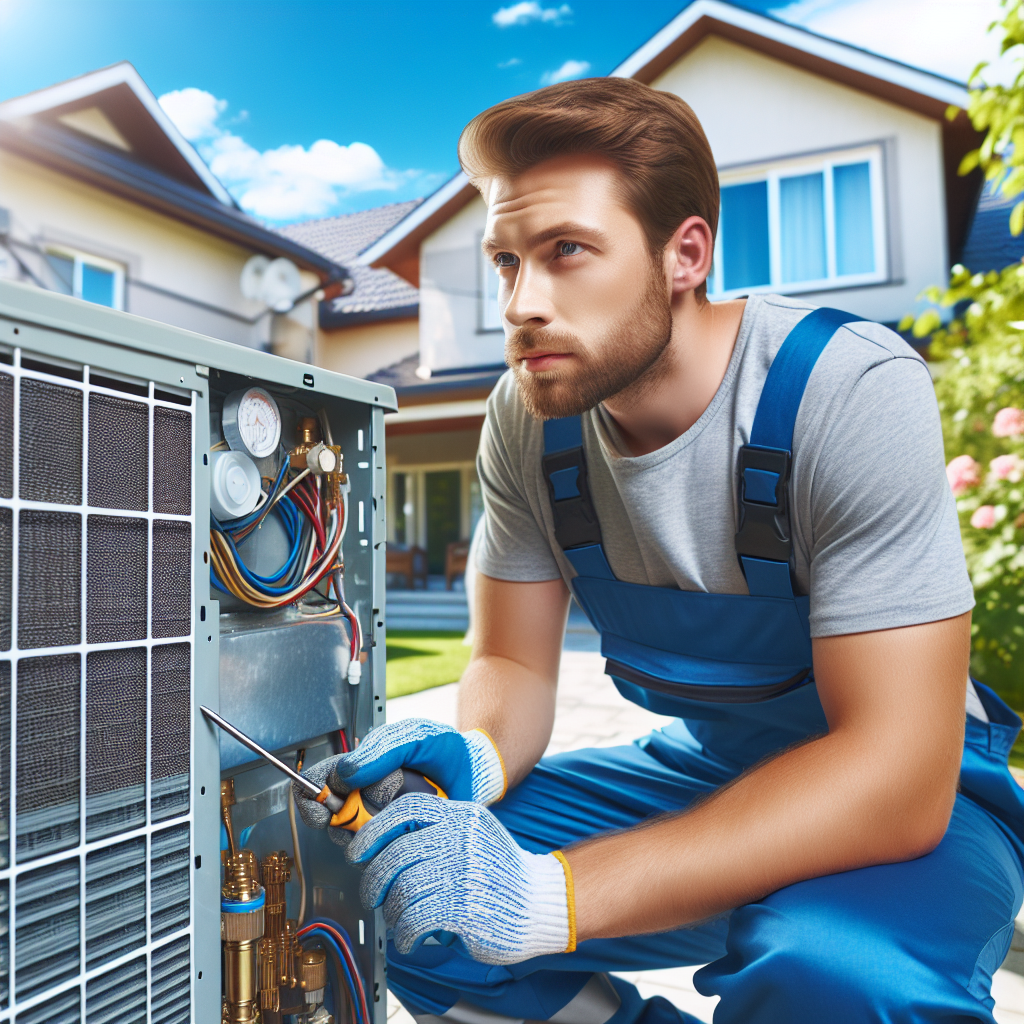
[904,0,1024,707]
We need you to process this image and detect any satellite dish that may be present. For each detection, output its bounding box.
[240,255,269,301]
[260,258,303,312]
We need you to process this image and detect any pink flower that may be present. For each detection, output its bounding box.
[971,505,997,529]
[947,454,981,495]
[993,407,1024,437]
[991,454,1024,481]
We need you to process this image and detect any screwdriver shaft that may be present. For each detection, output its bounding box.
[199,706,321,799]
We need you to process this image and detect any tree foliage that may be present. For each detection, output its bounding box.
[903,0,1024,704]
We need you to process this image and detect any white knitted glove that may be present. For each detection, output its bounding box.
[347,793,576,966]
[333,718,506,804]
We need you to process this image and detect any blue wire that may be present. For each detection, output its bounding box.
[302,926,364,1024]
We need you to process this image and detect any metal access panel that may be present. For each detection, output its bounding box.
[0,280,394,1024]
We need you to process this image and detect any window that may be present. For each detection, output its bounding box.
[708,146,886,298]
[43,248,124,309]
[479,245,502,331]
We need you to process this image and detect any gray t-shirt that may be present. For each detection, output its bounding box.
[475,293,974,639]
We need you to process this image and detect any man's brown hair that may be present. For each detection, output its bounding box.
[459,77,719,299]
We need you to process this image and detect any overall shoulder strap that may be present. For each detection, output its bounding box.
[541,416,615,580]
[736,307,862,598]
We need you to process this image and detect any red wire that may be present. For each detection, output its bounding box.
[296,923,370,1024]
[292,485,327,551]
[338,729,350,753]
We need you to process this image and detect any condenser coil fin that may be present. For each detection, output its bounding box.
[151,644,190,822]
[153,408,192,516]
[16,654,80,861]
[15,858,80,1000]
[18,378,82,505]
[85,836,146,968]
[150,935,191,1024]
[87,516,148,643]
[18,511,81,649]
[1,509,12,651]
[85,954,147,1023]
[85,647,146,840]
[0,371,11,498]
[87,393,149,511]
[152,520,192,639]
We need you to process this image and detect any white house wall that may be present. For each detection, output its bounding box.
[419,196,504,373]
[320,317,419,380]
[652,36,947,322]
[0,149,317,349]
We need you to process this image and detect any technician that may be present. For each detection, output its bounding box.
[297,77,1024,1022]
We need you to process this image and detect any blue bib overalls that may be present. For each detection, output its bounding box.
[387,309,1024,1024]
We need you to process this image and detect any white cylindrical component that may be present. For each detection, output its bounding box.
[305,443,337,475]
[211,450,262,521]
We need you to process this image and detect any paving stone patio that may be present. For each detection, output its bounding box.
[385,650,1024,1023]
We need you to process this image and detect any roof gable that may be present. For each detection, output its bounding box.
[0,62,234,206]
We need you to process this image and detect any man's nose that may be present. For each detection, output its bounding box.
[503,263,551,329]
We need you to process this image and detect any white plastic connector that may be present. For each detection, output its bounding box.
[347,660,361,686]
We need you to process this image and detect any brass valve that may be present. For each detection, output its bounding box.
[260,852,291,947]
[301,948,328,1007]
[290,417,342,475]
[221,854,266,1024]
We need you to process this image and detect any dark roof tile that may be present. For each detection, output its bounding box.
[278,201,421,323]
[960,181,1024,273]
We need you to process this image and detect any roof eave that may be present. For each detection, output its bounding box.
[611,0,969,115]
[359,173,476,286]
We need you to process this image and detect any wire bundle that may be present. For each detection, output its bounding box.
[210,457,348,609]
[298,918,370,1024]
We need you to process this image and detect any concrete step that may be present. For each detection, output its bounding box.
[386,590,469,632]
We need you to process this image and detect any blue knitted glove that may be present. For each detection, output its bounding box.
[334,718,507,804]
[347,793,576,965]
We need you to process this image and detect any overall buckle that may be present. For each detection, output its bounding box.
[735,445,792,565]
[541,447,603,550]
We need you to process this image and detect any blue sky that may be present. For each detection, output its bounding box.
[0,0,1006,223]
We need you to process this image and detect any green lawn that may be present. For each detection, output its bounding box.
[386,630,471,699]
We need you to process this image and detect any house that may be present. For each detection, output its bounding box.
[351,0,979,573]
[0,63,348,361]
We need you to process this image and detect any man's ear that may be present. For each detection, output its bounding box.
[666,216,713,297]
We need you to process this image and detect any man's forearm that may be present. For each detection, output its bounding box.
[565,723,959,941]
[457,654,558,788]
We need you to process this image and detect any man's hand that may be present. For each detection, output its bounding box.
[337,718,506,803]
[292,719,508,840]
[347,794,574,965]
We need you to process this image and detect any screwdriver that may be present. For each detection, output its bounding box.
[200,706,445,833]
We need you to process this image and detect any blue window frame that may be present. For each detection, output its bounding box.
[44,248,123,309]
[709,146,885,298]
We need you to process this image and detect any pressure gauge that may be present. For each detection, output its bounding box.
[222,386,282,459]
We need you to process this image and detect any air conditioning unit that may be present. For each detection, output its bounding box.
[0,279,393,1024]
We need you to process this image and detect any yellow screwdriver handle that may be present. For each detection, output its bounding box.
[317,773,446,833]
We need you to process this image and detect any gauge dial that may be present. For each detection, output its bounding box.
[223,386,282,459]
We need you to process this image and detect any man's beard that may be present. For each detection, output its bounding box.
[505,267,673,420]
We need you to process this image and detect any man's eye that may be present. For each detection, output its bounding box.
[558,242,584,257]
[494,253,517,268]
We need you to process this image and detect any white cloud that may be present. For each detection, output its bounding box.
[541,59,591,85]
[493,2,571,27]
[157,88,414,221]
[499,57,523,68]
[158,87,226,141]
[773,0,1015,84]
